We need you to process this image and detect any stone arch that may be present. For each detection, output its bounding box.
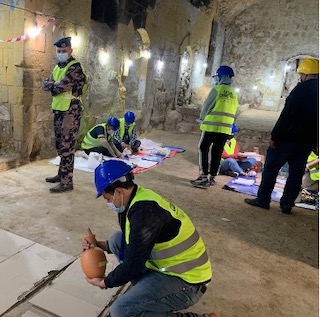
[278,53,318,111]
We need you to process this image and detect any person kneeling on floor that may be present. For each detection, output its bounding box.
[83,160,219,317]
[81,117,123,158]
[219,123,257,177]
[113,111,141,153]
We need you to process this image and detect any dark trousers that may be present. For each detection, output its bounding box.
[54,102,82,185]
[257,141,312,209]
[114,139,141,153]
[198,131,229,176]
[84,147,113,157]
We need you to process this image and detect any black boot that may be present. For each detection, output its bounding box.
[45,175,61,183]
[244,198,270,210]
[49,183,73,193]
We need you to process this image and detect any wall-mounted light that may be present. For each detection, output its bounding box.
[141,49,151,59]
[252,85,258,90]
[98,49,109,66]
[157,59,164,70]
[27,27,41,38]
[235,88,240,93]
[71,35,80,48]
[203,62,208,68]
[182,57,188,65]
[285,65,291,71]
[123,57,133,77]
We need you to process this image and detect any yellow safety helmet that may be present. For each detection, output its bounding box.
[297,58,319,74]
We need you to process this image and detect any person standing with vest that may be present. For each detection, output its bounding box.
[82,160,219,317]
[245,58,319,214]
[114,111,141,153]
[191,65,238,188]
[81,117,122,158]
[42,37,86,193]
[219,123,257,177]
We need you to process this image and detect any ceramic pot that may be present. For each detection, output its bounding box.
[80,247,107,278]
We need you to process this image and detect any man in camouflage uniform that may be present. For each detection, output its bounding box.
[42,37,86,193]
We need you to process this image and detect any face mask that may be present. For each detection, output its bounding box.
[106,192,126,213]
[107,130,114,136]
[56,53,69,63]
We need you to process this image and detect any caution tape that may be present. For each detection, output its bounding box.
[0,16,55,43]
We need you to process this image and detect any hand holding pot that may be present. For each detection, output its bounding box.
[86,277,107,289]
[81,228,108,279]
[83,227,97,250]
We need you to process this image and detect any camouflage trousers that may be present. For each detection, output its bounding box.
[53,102,82,185]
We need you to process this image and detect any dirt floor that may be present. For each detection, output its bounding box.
[0,129,318,317]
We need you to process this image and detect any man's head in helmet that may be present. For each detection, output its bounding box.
[297,58,319,83]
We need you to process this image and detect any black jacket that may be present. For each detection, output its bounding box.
[271,78,319,148]
[104,185,181,288]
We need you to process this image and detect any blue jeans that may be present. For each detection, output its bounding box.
[220,157,257,174]
[108,231,209,317]
[257,142,312,209]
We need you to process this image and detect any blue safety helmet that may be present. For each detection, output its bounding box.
[214,65,235,78]
[124,111,135,124]
[231,123,238,134]
[95,160,133,198]
[107,117,120,130]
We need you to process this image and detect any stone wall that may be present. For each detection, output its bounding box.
[0,3,24,155]
[223,0,319,110]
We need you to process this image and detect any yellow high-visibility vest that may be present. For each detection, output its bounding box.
[224,138,237,155]
[200,85,238,134]
[126,186,212,284]
[308,151,319,181]
[119,118,134,140]
[81,123,111,149]
[52,60,83,111]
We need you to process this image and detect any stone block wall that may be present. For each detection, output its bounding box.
[0,5,24,155]
[223,0,319,110]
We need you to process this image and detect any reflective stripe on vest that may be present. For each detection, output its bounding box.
[158,250,209,274]
[81,123,110,149]
[52,60,82,111]
[119,118,134,139]
[200,85,238,134]
[308,151,319,181]
[127,186,212,283]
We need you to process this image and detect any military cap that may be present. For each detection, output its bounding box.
[54,37,72,48]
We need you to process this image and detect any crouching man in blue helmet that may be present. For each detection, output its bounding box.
[81,117,122,158]
[191,65,238,188]
[83,160,219,317]
[113,111,141,153]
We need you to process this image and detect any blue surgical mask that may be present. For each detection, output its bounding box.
[106,202,126,213]
[56,53,69,63]
[106,192,126,213]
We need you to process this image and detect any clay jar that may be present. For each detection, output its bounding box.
[80,234,107,279]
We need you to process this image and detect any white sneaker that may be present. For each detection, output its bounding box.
[247,170,257,177]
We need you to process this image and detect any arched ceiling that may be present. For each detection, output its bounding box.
[218,0,262,25]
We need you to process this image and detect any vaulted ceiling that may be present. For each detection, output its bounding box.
[91,0,263,29]
[218,0,262,25]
